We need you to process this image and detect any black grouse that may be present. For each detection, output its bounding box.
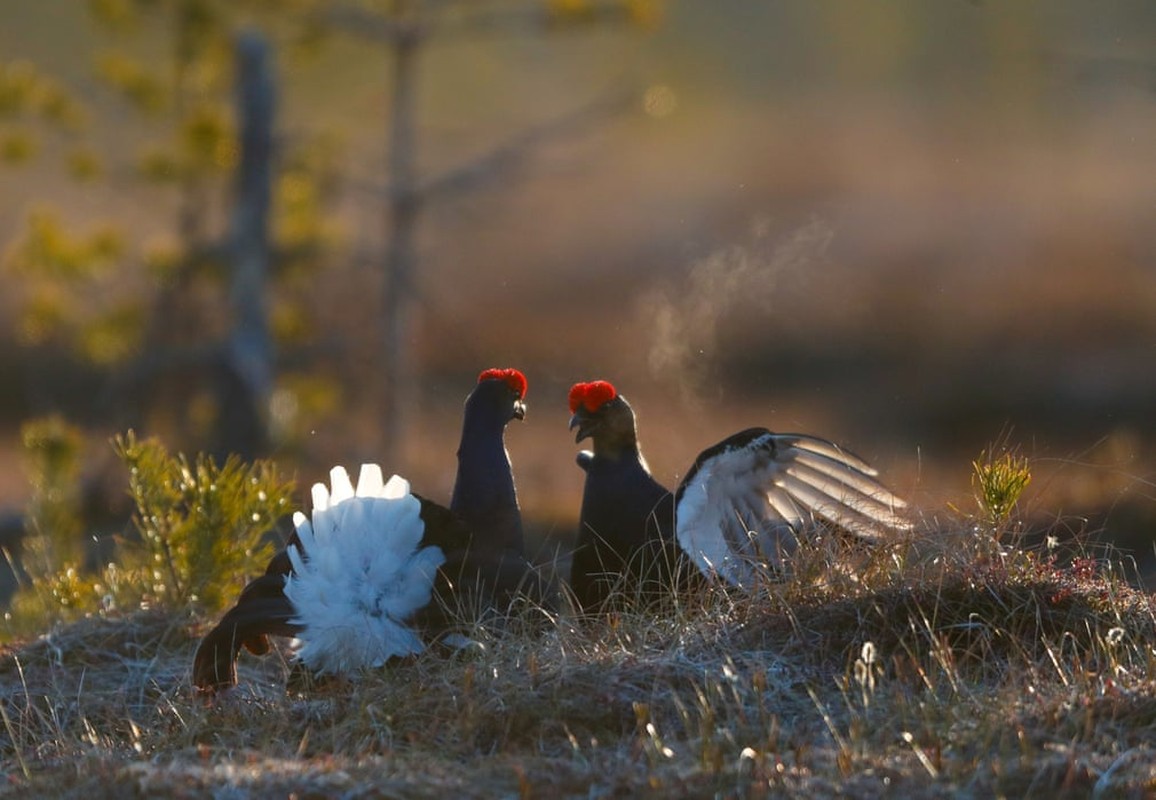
[567,380,910,612]
[193,368,543,692]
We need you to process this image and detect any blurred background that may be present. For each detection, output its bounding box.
[1,0,1154,589]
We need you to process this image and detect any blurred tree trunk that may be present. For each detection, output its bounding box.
[219,30,275,460]
[381,2,423,468]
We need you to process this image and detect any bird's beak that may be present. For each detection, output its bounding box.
[512,399,526,421]
[569,411,596,443]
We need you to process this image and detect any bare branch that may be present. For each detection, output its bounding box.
[315,3,424,43]
[422,86,637,199]
[338,87,638,202]
[316,0,638,43]
[430,1,636,41]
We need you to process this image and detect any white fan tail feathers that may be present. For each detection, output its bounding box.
[329,464,356,503]
[675,432,911,588]
[284,464,445,676]
[356,463,385,496]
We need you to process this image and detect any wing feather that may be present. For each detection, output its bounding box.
[772,473,887,540]
[763,484,806,526]
[783,460,910,531]
[675,429,910,587]
[778,434,881,476]
[790,448,907,508]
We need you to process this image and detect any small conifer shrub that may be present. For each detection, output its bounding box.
[111,431,294,612]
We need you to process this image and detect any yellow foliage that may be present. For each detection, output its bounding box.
[5,430,297,634]
[547,0,664,27]
[18,286,69,345]
[5,209,125,280]
[0,60,86,129]
[20,416,85,575]
[5,209,132,361]
[138,146,184,182]
[88,0,135,27]
[78,304,144,365]
[22,415,83,487]
[34,77,87,130]
[142,235,182,277]
[0,61,40,116]
[180,103,236,171]
[276,171,328,249]
[279,372,342,421]
[0,130,38,164]
[626,0,664,29]
[66,148,104,181]
[271,300,311,344]
[111,431,295,612]
[95,50,168,113]
[86,225,125,265]
[548,0,593,16]
[972,448,1032,527]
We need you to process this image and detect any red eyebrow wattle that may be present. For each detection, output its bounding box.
[569,380,617,414]
[479,368,527,398]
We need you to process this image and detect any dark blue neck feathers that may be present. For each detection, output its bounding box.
[449,381,524,550]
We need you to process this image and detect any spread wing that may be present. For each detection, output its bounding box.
[673,428,910,588]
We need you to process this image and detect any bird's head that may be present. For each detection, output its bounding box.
[568,380,638,454]
[468,367,528,425]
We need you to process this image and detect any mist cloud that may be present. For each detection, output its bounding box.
[643,217,834,403]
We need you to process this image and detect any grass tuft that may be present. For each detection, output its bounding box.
[3,452,1156,795]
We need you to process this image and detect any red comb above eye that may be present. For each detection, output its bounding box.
[478,368,527,399]
[569,380,617,414]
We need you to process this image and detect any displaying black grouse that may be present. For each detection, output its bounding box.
[193,368,543,692]
[567,380,910,612]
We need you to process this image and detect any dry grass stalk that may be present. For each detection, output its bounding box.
[2,516,1156,797]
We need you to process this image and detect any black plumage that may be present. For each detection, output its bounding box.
[567,380,910,612]
[192,368,543,693]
